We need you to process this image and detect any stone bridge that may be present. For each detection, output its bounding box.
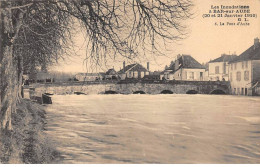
[27,80,231,96]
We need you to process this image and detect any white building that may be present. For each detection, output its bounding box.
[229,38,260,96]
[104,68,118,80]
[118,62,149,80]
[208,54,237,81]
[165,55,206,81]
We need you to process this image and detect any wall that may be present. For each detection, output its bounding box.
[209,62,229,81]
[252,60,260,95]
[229,60,252,95]
[173,68,205,81]
[123,71,147,79]
[255,86,260,96]
[204,71,209,81]
[30,81,230,96]
[161,70,173,80]
[119,73,126,80]
[252,60,260,82]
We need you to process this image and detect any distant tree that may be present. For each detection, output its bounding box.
[165,60,175,70]
[1,0,193,130]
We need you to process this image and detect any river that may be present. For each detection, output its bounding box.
[44,94,260,163]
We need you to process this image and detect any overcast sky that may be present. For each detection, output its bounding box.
[51,0,260,73]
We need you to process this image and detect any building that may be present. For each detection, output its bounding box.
[160,62,175,80]
[74,73,103,81]
[143,71,161,80]
[118,62,149,80]
[228,38,260,96]
[104,68,118,80]
[208,54,237,81]
[163,55,206,81]
[173,55,206,81]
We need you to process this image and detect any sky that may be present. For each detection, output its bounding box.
[51,0,260,73]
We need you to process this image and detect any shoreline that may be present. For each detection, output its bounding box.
[0,99,60,164]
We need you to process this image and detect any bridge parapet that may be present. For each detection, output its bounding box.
[27,80,231,95]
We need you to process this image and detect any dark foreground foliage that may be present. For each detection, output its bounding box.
[0,99,60,164]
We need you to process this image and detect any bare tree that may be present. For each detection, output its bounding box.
[0,0,192,130]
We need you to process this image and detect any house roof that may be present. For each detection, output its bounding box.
[209,54,237,63]
[105,68,116,75]
[229,44,260,63]
[177,55,205,70]
[168,63,175,71]
[161,55,204,74]
[118,63,148,73]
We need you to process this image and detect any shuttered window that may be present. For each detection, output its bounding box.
[244,71,249,81]
[215,66,219,74]
[236,71,241,81]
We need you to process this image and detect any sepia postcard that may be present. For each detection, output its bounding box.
[0,0,260,164]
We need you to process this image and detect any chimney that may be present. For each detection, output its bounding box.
[147,62,149,71]
[254,37,260,49]
[123,61,125,72]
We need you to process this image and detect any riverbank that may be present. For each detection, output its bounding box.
[0,99,60,164]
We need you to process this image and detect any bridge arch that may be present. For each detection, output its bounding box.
[186,90,198,94]
[104,90,118,94]
[210,89,226,95]
[160,90,173,94]
[133,91,146,94]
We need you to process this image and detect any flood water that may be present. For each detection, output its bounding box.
[44,94,260,163]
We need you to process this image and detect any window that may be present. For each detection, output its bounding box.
[234,63,237,70]
[245,61,248,68]
[241,88,244,95]
[236,71,241,81]
[242,62,244,69]
[244,71,249,81]
[215,66,219,74]
[200,72,203,81]
[129,71,132,78]
[189,72,194,80]
[234,88,236,94]
[223,63,227,74]
[231,64,233,70]
[230,73,232,81]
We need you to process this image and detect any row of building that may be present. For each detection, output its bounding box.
[162,38,260,96]
[31,38,260,96]
[208,38,260,96]
[86,38,260,96]
[75,62,150,82]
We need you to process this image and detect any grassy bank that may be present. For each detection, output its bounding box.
[0,99,60,164]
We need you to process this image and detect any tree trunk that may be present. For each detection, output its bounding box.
[0,1,16,130]
[0,45,14,131]
[17,55,24,99]
[1,1,25,130]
